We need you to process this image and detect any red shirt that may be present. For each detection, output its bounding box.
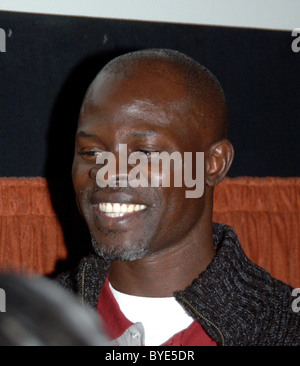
[97,278,216,346]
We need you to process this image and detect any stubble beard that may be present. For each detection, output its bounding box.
[90,232,149,261]
[80,186,152,261]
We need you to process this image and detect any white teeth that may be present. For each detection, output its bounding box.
[98,202,147,217]
[106,202,113,213]
[105,212,125,218]
[120,204,127,213]
[127,204,135,213]
[114,203,120,212]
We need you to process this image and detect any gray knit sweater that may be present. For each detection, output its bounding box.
[55,223,300,346]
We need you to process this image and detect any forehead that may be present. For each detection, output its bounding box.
[79,67,200,134]
[87,64,189,106]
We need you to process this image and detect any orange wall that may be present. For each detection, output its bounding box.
[0,177,299,288]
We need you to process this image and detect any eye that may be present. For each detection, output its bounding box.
[78,150,102,161]
[138,150,152,156]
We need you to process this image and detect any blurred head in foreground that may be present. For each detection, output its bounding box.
[0,273,107,346]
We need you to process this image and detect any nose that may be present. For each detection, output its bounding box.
[88,148,131,188]
[89,147,149,189]
[89,165,98,181]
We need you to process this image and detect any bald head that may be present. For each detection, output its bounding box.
[84,49,228,146]
[73,49,234,268]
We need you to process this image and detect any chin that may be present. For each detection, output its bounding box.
[90,234,149,261]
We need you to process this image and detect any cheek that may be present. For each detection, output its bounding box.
[163,188,205,231]
[72,159,91,190]
[155,187,187,234]
[147,188,203,253]
[72,161,94,212]
[148,155,182,189]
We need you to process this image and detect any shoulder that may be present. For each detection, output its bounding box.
[54,253,110,309]
[176,223,300,345]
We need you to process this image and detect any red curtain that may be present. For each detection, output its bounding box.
[0,177,299,288]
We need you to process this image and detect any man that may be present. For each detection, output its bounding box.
[56,49,300,346]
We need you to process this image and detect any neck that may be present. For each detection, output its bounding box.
[108,219,215,297]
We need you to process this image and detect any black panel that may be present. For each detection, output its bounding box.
[0,11,299,178]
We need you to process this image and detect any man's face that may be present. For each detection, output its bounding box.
[72,67,207,261]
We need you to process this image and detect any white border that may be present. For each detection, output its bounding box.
[0,0,299,31]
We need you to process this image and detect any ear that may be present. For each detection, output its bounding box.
[205,139,234,187]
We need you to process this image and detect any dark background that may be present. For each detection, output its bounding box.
[0,11,299,180]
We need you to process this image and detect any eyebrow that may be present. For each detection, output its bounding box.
[75,129,159,140]
[131,130,159,138]
[75,130,98,139]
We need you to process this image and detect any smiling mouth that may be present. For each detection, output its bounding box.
[97,202,147,218]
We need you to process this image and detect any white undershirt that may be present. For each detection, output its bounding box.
[109,282,194,346]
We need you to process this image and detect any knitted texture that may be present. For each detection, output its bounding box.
[55,223,300,345]
[175,224,300,345]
